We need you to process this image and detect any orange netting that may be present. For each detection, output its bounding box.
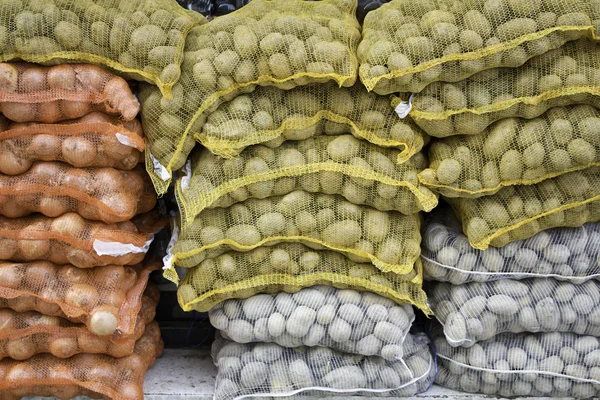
[0,63,140,123]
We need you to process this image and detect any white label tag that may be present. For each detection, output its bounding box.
[93,237,154,256]
[180,159,192,191]
[115,133,137,148]
[149,150,171,181]
[162,218,180,271]
[395,93,415,119]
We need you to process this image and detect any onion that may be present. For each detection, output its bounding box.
[1,102,38,123]
[118,382,144,400]
[93,265,125,288]
[48,385,81,400]
[118,353,145,372]
[64,284,99,311]
[9,294,36,312]
[0,200,27,218]
[61,100,92,120]
[61,137,97,167]
[76,202,101,221]
[104,289,126,309]
[79,112,111,124]
[6,337,36,360]
[119,153,141,170]
[121,267,138,290]
[29,162,62,182]
[24,262,56,287]
[101,192,136,217]
[39,197,69,217]
[57,265,88,285]
[0,63,18,92]
[0,149,31,175]
[19,239,50,260]
[89,305,119,335]
[0,309,16,331]
[29,134,62,158]
[35,298,62,316]
[94,168,125,193]
[0,263,23,288]
[74,65,106,92]
[85,362,117,383]
[108,340,135,358]
[116,221,138,234]
[49,337,79,358]
[47,364,75,381]
[20,66,47,92]
[47,65,76,90]
[66,248,99,269]
[6,364,36,381]
[61,169,94,193]
[77,333,108,354]
[37,101,63,124]
[49,244,69,265]
[50,213,87,238]
[103,138,134,160]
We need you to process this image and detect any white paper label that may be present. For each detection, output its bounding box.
[93,237,154,256]
[395,93,415,118]
[115,133,137,148]
[149,151,171,181]
[180,159,192,191]
[162,218,180,271]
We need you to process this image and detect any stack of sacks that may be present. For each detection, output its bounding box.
[0,62,164,399]
[141,0,440,396]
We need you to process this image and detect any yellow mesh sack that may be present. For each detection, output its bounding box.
[197,82,427,160]
[446,166,600,249]
[176,135,438,225]
[169,190,423,275]
[176,242,430,314]
[140,0,361,194]
[358,0,595,95]
[0,0,199,99]
[407,39,600,138]
[419,105,600,198]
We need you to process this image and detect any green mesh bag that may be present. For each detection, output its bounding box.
[168,190,423,275]
[140,0,361,194]
[0,0,199,99]
[446,166,600,249]
[358,0,595,95]
[175,242,429,314]
[407,39,600,138]
[419,105,600,198]
[197,82,428,160]
[176,135,438,225]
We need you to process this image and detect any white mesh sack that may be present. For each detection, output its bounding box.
[210,285,415,360]
[211,332,435,400]
[435,328,600,398]
[430,278,600,347]
[423,206,600,284]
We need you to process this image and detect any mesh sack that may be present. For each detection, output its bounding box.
[211,332,434,400]
[0,210,165,268]
[0,0,198,99]
[197,82,427,161]
[407,39,600,138]
[420,105,600,198]
[0,321,162,400]
[210,286,415,360]
[423,206,600,284]
[0,112,144,173]
[0,261,159,338]
[177,137,437,226]
[140,0,361,194]
[435,328,600,398]
[175,243,429,314]
[358,0,595,95]
[171,190,423,274]
[0,298,155,360]
[0,162,156,223]
[445,166,600,249]
[431,278,600,347]
[0,63,140,123]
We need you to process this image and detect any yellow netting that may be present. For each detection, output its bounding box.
[197,82,427,160]
[176,243,430,315]
[419,105,600,198]
[446,166,600,249]
[176,135,437,225]
[140,0,361,194]
[408,39,600,138]
[170,190,423,275]
[0,0,199,99]
[358,0,595,95]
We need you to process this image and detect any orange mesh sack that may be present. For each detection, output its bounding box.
[176,136,438,225]
[0,63,140,123]
[408,39,600,138]
[446,167,600,249]
[0,211,164,268]
[170,190,423,274]
[210,286,415,360]
[0,261,159,337]
[0,163,156,223]
[140,0,361,194]
[0,112,145,173]
[0,0,198,99]
[423,206,600,284]
[0,301,155,360]
[197,82,428,160]
[0,321,162,400]
[420,105,600,198]
[211,333,435,400]
[175,243,429,314]
[358,0,595,95]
